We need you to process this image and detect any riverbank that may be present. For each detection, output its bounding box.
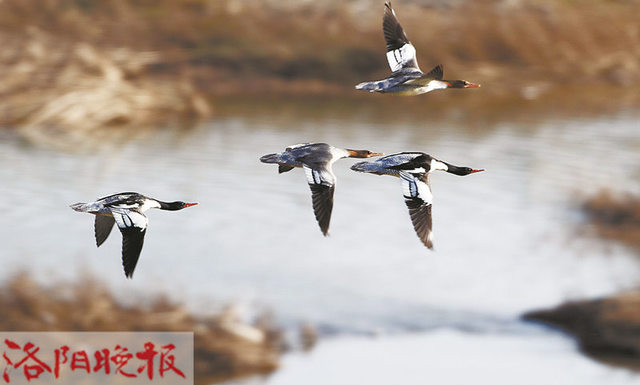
[0,273,283,385]
[1,0,639,132]
[523,192,640,370]
[524,294,640,370]
[581,192,640,252]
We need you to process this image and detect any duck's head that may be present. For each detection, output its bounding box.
[346,149,384,158]
[160,201,199,210]
[446,164,485,176]
[445,80,481,89]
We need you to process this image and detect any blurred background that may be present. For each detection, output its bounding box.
[1,0,640,384]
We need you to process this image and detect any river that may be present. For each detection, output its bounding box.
[1,99,639,384]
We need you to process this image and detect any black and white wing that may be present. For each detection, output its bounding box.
[303,165,336,236]
[399,171,433,249]
[112,209,149,278]
[383,2,420,72]
[94,215,115,247]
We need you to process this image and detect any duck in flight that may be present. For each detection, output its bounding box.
[260,143,383,236]
[70,192,197,278]
[351,152,483,248]
[355,2,480,95]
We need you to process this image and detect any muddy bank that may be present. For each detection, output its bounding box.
[0,273,282,384]
[522,192,640,369]
[0,0,639,132]
[524,294,640,369]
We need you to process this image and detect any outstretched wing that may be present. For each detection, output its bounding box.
[303,165,336,236]
[383,2,420,72]
[119,227,147,278]
[112,210,148,278]
[94,215,115,247]
[399,171,434,249]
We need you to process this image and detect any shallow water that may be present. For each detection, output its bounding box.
[1,104,640,382]
[231,328,640,385]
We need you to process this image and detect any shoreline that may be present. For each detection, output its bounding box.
[0,273,283,385]
[1,0,639,132]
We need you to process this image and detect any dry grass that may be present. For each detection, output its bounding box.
[1,0,639,88]
[0,273,282,384]
[0,0,639,131]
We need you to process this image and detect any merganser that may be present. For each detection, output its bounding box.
[351,152,483,248]
[260,143,383,236]
[355,2,480,95]
[70,192,197,278]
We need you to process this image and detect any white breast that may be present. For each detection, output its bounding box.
[419,80,448,94]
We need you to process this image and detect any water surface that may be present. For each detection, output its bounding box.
[1,103,639,382]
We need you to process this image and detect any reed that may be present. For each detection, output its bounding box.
[0,273,282,384]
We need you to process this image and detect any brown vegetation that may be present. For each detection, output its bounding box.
[0,273,282,384]
[524,192,640,369]
[582,191,640,252]
[0,0,639,132]
[524,293,640,369]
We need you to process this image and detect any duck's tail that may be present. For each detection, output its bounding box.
[354,81,381,92]
[259,153,283,164]
[70,202,90,212]
[260,153,297,174]
[351,161,379,173]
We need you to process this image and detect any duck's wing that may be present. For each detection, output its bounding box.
[112,209,149,278]
[98,192,145,206]
[351,152,428,175]
[383,2,420,72]
[94,215,115,247]
[399,171,433,249]
[354,69,423,92]
[279,165,296,174]
[303,165,336,236]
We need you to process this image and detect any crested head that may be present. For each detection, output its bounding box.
[159,201,198,211]
[345,149,384,158]
[444,80,481,89]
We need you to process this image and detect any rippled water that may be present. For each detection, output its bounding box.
[1,104,640,383]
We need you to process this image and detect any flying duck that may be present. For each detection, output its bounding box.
[70,192,197,278]
[260,143,383,236]
[355,2,480,95]
[351,152,483,248]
